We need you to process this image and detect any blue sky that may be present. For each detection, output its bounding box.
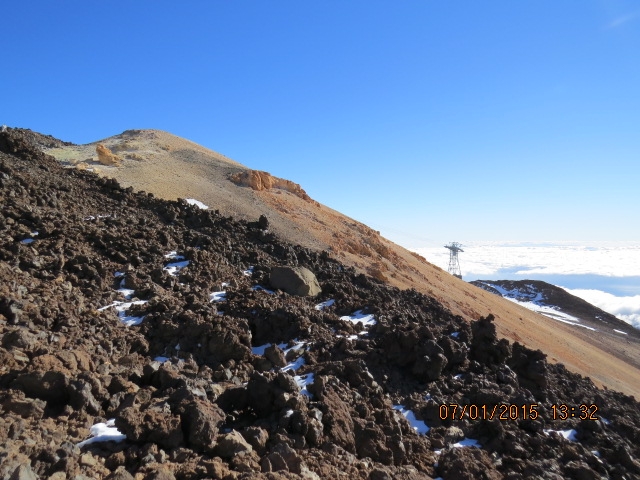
[3,1,639,246]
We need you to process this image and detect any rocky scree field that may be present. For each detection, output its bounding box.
[1,128,640,479]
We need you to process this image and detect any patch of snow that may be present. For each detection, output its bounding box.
[340,310,377,327]
[20,238,35,244]
[544,429,578,441]
[393,405,430,434]
[451,331,460,338]
[114,271,125,277]
[295,373,314,398]
[315,299,335,310]
[77,419,126,448]
[282,356,306,372]
[243,266,254,277]
[252,340,306,357]
[251,344,271,356]
[164,251,185,260]
[209,291,227,302]
[434,437,481,455]
[613,329,628,335]
[164,259,190,276]
[175,343,180,351]
[551,316,598,331]
[99,300,148,327]
[117,288,135,299]
[252,340,307,372]
[252,285,275,294]
[84,214,110,221]
[453,438,481,448]
[221,282,230,288]
[154,356,170,363]
[185,198,209,209]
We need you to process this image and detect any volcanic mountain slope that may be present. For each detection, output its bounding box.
[2,128,640,479]
[471,280,638,336]
[44,128,640,399]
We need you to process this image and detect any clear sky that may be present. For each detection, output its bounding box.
[2,1,639,246]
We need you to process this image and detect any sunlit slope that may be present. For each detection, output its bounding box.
[47,130,640,398]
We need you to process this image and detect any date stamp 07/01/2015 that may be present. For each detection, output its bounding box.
[438,403,600,421]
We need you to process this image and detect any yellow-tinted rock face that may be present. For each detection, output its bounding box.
[96,144,122,167]
[230,170,315,203]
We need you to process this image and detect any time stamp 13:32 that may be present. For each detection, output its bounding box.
[438,403,599,421]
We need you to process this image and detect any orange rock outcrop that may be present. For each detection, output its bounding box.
[230,170,315,203]
[96,144,123,167]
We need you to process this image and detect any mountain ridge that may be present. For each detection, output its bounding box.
[471,279,638,336]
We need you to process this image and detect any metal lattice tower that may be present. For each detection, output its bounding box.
[444,242,464,279]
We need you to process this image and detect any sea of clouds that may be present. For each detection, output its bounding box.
[412,242,640,328]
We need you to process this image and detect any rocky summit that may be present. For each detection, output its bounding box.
[1,127,640,480]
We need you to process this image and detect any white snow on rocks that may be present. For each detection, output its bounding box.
[20,232,38,244]
[252,340,306,358]
[393,405,482,453]
[116,276,135,299]
[99,300,148,326]
[283,356,306,372]
[315,299,335,310]
[77,419,126,448]
[614,329,628,335]
[164,259,190,276]
[393,405,430,434]
[243,266,254,277]
[209,291,227,302]
[544,428,578,441]
[163,251,190,276]
[185,198,209,209]
[295,373,314,398]
[340,310,376,327]
[117,287,135,299]
[452,438,481,448]
[252,285,275,294]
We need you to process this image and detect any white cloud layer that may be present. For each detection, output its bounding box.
[563,288,640,329]
[413,241,640,278]
[412,242,640,328]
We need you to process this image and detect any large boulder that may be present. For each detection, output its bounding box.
[269,266,321,297]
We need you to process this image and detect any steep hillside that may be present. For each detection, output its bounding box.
[4,127,640,479]
[44,129,640,399]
